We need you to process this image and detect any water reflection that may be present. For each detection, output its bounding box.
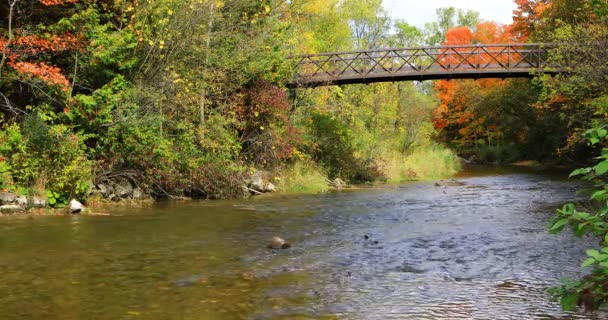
[0,168,603,319]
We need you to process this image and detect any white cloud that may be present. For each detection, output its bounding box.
[383,0,517,28]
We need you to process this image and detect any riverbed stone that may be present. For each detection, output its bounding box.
[268,236,291,249]
[0,204,23,213]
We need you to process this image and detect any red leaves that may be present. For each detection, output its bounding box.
[0,26,82,92]
[39,0,78,6]
[8,61,70,90]
[13,34,82,53]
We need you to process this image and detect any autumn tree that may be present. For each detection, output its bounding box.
[0,0,82,115]
[431,22,548,161]
[511,0,551,40]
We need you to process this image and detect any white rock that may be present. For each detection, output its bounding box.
[268,236,291,249]
[264,182,276,192]
[0,204,23,213]
[249,172,265,192]
[69,199,84,214]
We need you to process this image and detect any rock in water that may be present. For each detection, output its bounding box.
[268,236,291,249]
[69,199,83,214]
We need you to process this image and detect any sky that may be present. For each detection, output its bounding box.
[382,0,518,27]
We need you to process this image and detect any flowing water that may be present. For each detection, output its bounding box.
[0,167,605,319]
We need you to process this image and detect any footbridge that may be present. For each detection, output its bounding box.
[287,43,563,88]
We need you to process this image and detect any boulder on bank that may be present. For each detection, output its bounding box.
[69,199,84,214]
[248,171,266,192]
[90,177,150,201]
[30,196,47,208]
[244,171,276,195]
[264,182,276,193]
[0,192,27,205]
[112,177,133,198]
[0,204,24,214]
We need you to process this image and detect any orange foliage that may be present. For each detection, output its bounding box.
[8,61,70,89]
[433,22,514,143]
[445,26,473,45]
[39,0,78,6]
[511,0,552,41]
[1,1,81,91]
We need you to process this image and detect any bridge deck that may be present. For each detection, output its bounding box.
[287,44,563,88]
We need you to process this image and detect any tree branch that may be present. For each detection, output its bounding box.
[0,0,19,80]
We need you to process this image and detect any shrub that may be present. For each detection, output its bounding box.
[275,160,328,194]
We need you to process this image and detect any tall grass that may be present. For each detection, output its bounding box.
[275,161,329,194]
[380,143,461,182]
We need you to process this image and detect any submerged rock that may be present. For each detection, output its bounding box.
[434,179,466,187]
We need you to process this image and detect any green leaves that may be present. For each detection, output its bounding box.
[550,217,569,233]
[552,127,608,311]
[594,160,608,175]
[560,293,579,311]
[569,168,590,178]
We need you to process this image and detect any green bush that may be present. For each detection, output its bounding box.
[549,127,608,311]
[276,160,328,194]
[1,115,92,206]
[304,111,382,183]
[384,144,461,181]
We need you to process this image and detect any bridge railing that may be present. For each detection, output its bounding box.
[289,43,558,87]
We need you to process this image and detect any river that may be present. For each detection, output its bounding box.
[0,167,604,319]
